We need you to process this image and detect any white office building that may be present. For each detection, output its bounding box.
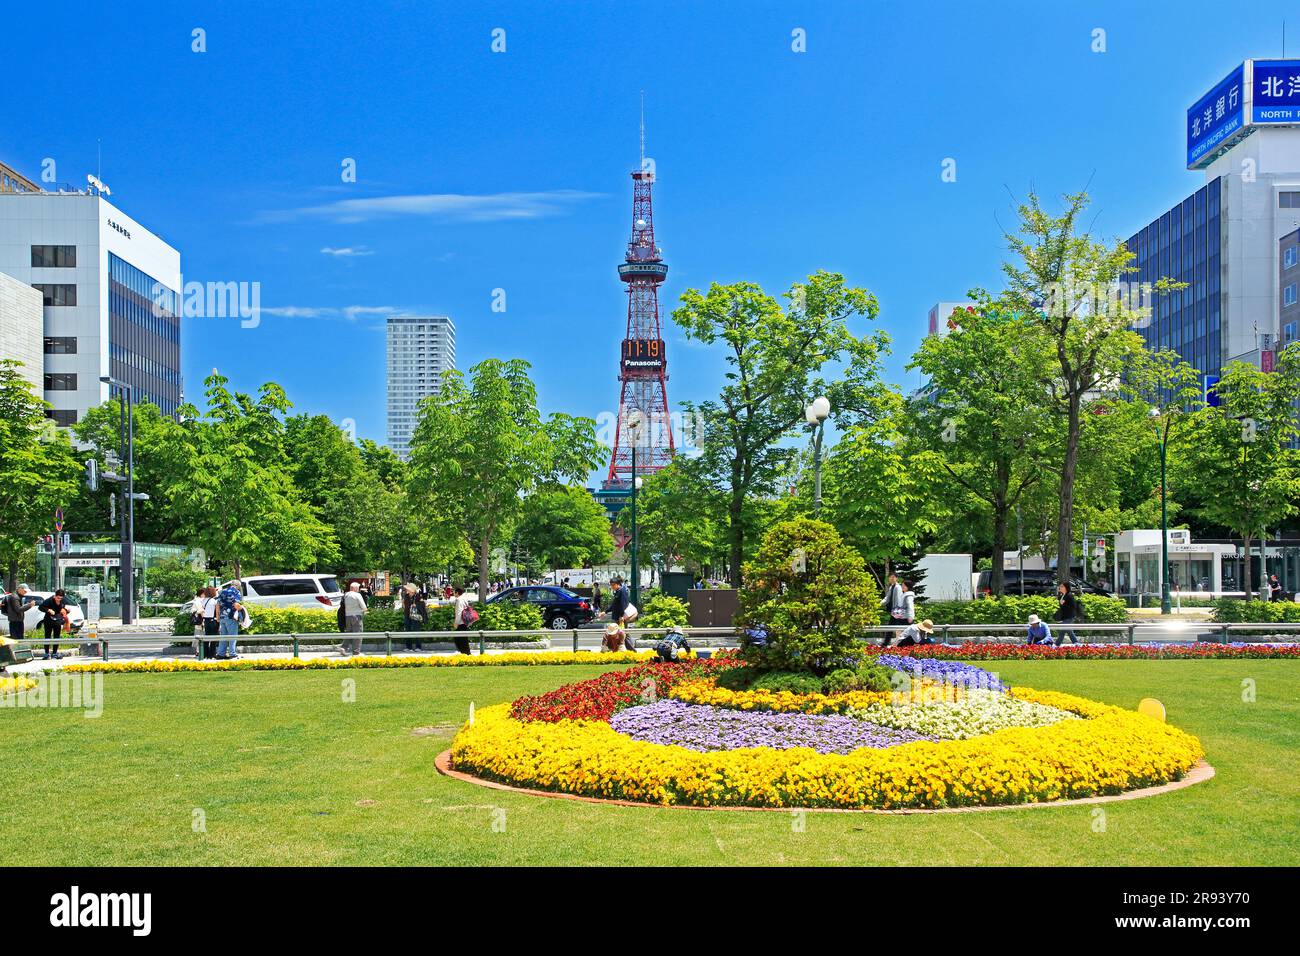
[0,270,43,393]
[386,314,455,458]
[0,182,182,426]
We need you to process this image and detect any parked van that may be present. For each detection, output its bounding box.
[975,570,1112,598]
[222,574,343,609]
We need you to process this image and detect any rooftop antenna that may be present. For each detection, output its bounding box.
[639,90,645,172]
[97,138,101,182]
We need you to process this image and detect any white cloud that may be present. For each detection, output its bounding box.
[261,189,603,224]
[321,246,375,257]
[259,305,404,321]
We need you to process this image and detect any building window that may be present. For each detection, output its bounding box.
[33,283,77,306]
[46,409,78,427]
[31,245,77,268]
[1285,322,1298,344]
[1287,247,1299,269]
[1286,284,1298,307]
[44,373,77,391]
[43,336,78,354]
[1281,192,1300,208]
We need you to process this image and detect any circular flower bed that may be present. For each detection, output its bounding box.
[449,656,1205,810]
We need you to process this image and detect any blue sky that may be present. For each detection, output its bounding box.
[3,0,1297,469]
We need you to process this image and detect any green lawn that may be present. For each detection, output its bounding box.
[2,660,1296,866]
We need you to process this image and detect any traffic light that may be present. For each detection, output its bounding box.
[84,458,99,492]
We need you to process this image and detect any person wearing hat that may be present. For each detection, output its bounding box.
[654,625,690,661]
[601,621,626,653]
[1025,613,1053,645]
[895,619,934,648]
[605,575,637,651]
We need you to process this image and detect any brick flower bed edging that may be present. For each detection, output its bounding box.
[434,750,1215,814]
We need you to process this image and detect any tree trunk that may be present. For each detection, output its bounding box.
[728,482,745,588]
[1056,391,1082,584]
[478,537,491,603]
[1242,533,1253,600]
[990,502,1009,597]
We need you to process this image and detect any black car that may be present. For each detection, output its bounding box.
[975,569,1112,597]
[486,586,595,629]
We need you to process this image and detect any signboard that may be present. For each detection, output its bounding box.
[1251,59,1300,125]
[59,557,120,568]
[85,583,101,622]
[54,507,64,533]
[621,337,666,372]
[1187,64,1246,168]
[1261,349,1275,373]
[1202,373,1221,407]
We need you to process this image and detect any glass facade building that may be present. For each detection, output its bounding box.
[1126,177,1224,387]
[108,252,182,416]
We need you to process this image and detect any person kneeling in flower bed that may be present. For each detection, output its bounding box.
[654,625,691,661]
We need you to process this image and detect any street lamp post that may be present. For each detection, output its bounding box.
[101,376,140,625]
[1150,407,1172,615]
[805,396,831,514]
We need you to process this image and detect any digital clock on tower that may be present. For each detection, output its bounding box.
[621,337,666,370]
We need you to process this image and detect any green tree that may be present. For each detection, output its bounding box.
[737,516,880,674]
[1000,191,1163,583]
[672,270,884,585]
[821,389,950,579]
[165,373,337,579]
[0,361,81,589]
[1175,346,1300,597]
[407,358,602,600]
[142,555,205,603]
[907,302,1057,593]
[514,485,613,574]
[615,457,725,575]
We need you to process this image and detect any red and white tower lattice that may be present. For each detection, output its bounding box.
[604,110,675,488]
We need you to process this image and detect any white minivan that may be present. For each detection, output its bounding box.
[222,574,343,610]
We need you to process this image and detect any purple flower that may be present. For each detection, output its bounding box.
[609,700,936,754]
[874,654,1007,693]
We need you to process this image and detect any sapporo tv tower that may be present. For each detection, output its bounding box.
[604,99,675,495]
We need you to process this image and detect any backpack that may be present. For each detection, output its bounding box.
[461,604,479,626]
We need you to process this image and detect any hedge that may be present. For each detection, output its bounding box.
[636,593,689,628]
[917,595,1128,626]
[1211,599,1300,624]
[171,601,544,638]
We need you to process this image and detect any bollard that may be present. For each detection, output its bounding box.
[941,625,950,644]
[1127,624,1135,645]
[102,639,108,662]
[573,629,579,653]
[1220,624,1229,645]
[292,635,299,659]
[198,639,205,661]
[386,633,392,657]
[478,631,486,656]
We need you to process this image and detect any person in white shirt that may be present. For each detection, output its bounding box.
[341,583,367,655]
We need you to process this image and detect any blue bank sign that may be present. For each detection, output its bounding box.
[1251,59,1300,124]
[1188,59,1300,169]
[1187,65,1245,168]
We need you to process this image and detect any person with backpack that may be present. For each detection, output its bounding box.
[879,574,913,648]
[215,581,245,659]
[401,583,427,651]
[451,587,475,655]
[1054,582,1081,646]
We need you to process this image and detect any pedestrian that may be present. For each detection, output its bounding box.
[401,583,426,651]
[1054,582,1080,646]
[215,580,244,659]
[591,581,603,613]
[451,586,474,655]
[190,587,206,651]
[601,621,626,653]
[895,618,935,648]
[1025,613,1053,645]
[37,588,71,660]
[606,575,637,651]
[879,574,912,648]
[1268,574,1282,602]
[341,582,367,655]
[2,585,36,650]
[444,584,454,600]
[200,586,220,659]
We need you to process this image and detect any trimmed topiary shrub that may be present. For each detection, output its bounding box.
[749,671,826,695]
[737,517,881,675]
[919,595,1127,626]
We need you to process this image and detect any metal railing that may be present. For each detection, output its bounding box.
[5,621,1299,664]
